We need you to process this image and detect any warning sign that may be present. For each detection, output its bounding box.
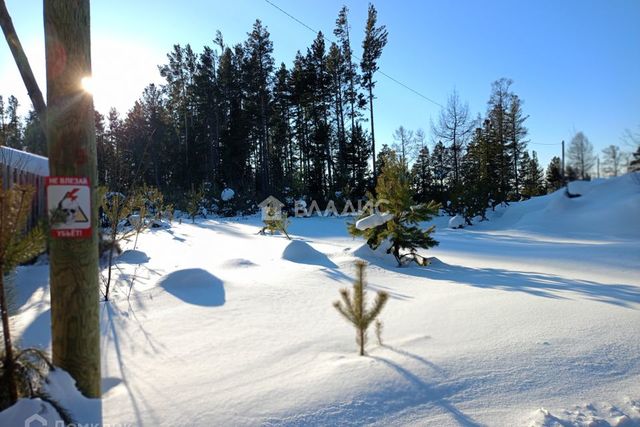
[46,176,92,238]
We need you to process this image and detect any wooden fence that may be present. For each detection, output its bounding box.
[0,146,49,229]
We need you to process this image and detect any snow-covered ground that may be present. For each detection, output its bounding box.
[3,174,640,426]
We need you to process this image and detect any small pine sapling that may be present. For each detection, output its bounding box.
[348,152,440,266]
[0,347,74,424]
[100,189,136,301]
[0,183,46,405]
[130,185,165,249]
[259,205,291,239]
[334,261,389,356]
[186,187,205,223]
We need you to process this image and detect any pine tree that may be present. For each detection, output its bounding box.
[22,109,47,156]
[0,183,46,404]
[456,122,496,223]
[361,3,388,185]
[545,156,563,193]
[348,152,440,267]
[506,94,528,198]
[244,20,275,198]
[486,78,514,203]
[270,63,292,196]
[521,151,544,197]
[431,140,449,204]
[411,147,432,203]
[0,96,22,149]
[334,5,362,141]
[333,261,388,356]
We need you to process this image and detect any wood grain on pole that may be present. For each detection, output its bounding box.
[44,0,100,398]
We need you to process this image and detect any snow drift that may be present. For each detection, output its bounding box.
[281,239,337,268]
[484,174,640,238]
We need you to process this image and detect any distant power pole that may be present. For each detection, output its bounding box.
[45,0,100,398]
[596,156,600,179]
[561,140,565,183]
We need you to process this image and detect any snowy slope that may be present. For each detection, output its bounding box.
[478,174,640,239]
[2,175,640,426]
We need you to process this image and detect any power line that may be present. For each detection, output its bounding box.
[529,141,562,146]
[263,0,444,109]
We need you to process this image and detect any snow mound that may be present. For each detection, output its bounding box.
[351,240,397,266]
[449,214,465,229]
[158,268,225,306]
[355,212,394,230]
[488,174,640,238]
[151,218,171,228]
[118,249,150,264]
[281,240,337,268]
[221,188,235,201]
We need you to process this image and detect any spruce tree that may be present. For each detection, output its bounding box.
[521,151,544,197]
[333,261,388,356]
[431,140,449,204]
[506,94,529,198]
[411,147,432,203]
[348,152,440,267]
[545,156,564,193]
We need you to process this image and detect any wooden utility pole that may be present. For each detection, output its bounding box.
[0,0,47,121]
[45,0,100,398]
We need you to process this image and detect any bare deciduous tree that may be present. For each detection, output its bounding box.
[431,89,475,186]
[601,145,626,177]
[567,131,595,179]
[391,125,416,167]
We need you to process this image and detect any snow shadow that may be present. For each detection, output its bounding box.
[158,268,225,306]
[19,308,51,348]
[371,356,485,427]
[192,220,251,239]
[117,249,150,264]
[281,240,338,269]
[376,258,640,308]
[102,303,156,426]
[9,265,49,312]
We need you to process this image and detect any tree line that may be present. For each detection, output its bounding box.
[1,4,638,218]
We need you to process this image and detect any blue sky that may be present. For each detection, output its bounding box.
[1,0,639,168]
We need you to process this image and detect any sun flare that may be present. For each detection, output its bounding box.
[81,76,94,94]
